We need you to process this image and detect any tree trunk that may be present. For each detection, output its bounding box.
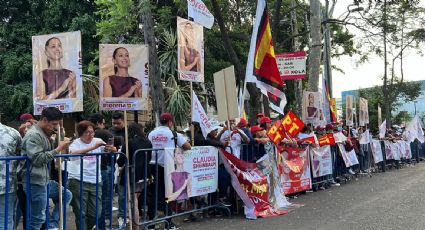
[307,0,321,92]
[382,0,391,128]
[141,1,163,125]
[211,0,261,123]
[291,0,303,116]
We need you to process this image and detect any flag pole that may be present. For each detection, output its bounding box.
[190,82,195,145]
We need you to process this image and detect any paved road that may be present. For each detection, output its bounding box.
[183,163,425,230]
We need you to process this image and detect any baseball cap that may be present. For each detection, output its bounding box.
[256,113,265,119]
[259,116,272,124]
[159,112,174,123]
[250,126,264,134]
[20,113,34,122]
[237,118,248,128]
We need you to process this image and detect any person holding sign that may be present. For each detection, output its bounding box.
[178,22,201,72]
[35,37,77,100]
[103,47,142,98]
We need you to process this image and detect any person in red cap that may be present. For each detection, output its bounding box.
[147,112,191,229]
[259,116,272,130]
[219,120,250,159]
[256,113,265,125]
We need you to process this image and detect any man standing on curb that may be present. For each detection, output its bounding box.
[19,107,71,230]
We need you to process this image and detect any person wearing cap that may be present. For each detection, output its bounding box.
[147,112,191,229]
[237,118,256,161]
[256,113,265,125]
[259,116,272,130]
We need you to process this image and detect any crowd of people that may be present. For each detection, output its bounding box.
[0,108,424,230]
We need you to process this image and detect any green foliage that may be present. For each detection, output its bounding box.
[164,76,191,127]
[158,29,177,78]
[393,110,412,126]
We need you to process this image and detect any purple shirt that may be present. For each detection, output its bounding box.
[171,171,189,200]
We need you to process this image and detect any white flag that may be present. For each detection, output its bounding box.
[405,115,424,143]
[192,91,213,137]
[379,120,386,139]
[188,0,214,29]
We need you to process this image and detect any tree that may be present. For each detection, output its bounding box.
[350,0,425,127]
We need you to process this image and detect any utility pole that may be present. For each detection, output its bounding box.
[308,0,321,92]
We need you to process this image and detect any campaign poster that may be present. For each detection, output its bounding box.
[276,51,306,80]
[99,44,149,111]
[164,146,218,201]
[281,147,312,195]
[32,31,83,115]
[337,143,359,167]
[359,97,369,126]
[302,91,324,125]
[345,95,354,126]
[384,141,394,160]
[371,140,384,163]
[310,146,332,178]
[177,17,204,82]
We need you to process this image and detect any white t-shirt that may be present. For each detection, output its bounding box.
[220,130,246,159]
[68,138,103,184]
[148,126,188,167]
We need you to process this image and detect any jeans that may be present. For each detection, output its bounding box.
[99,166,113,229]
[0,192,17,230]
[218,166,230,198]
[25,183,48,230]
[118,184,126,219]
[69,179,102,230]
[47,180,73,229]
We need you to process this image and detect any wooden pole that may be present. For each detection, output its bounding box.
[124,111,133,230]
[190,82,194,146]
[57,125,64,230]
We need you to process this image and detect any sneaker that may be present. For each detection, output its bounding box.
[331,182,340,187]
[348,169,356,175]
[165,221,180,230]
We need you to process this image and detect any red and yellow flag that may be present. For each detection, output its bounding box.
[318,133,336,147]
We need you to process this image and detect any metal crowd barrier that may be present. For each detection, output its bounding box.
[0,152,127,230]
[133,148,230,230]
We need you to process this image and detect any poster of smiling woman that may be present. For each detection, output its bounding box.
[32,31,83,115]
[99,44,149,111]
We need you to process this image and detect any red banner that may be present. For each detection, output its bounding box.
[219,148,299,219]
[282,111,305,138]
[318,133,336,147]
[281,147,311,195]
[298,136,315,145]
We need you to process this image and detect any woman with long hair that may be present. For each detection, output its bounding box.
[36,37,77,100]
[166,148,192,201]
[103,47,142,98]
[178,22,201,72]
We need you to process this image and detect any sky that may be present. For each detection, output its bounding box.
[327,1,425,98]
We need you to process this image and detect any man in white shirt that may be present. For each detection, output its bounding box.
[219,120,249,159]
[147,113,191,230]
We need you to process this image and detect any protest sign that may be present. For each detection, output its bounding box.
[282,111,305,138]
[192,91,213,137]
[371,140,383,163]
[346,95,354,126]
[164,147,218,201]
[310,146,332,178]
[281,147,311,195]
[177,17,204,82]
[32,31,83,115]
[99,44,149,111]
[337,143,359,167]
[318,134,336,147]
[276,51,306,80]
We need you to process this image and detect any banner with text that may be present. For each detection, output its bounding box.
[187,0,214,29]
[310,146,332,178]
[220,146,299,219]
[276,51,306,80]
[281,147,311,195]
[32,31,83,115]
[371,140,383,163]
[164,147,218,201]
[99,44,149,111]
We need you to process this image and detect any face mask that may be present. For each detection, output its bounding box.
[337,126,342,131]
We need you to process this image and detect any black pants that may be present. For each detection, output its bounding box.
[147,166,173,222]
